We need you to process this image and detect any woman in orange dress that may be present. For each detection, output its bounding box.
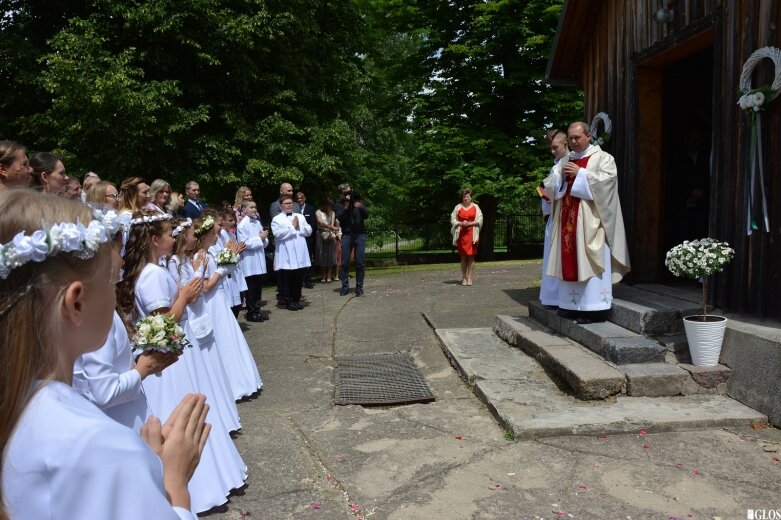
[450,188,483,285]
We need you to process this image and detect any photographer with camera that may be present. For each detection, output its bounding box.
[335,183,368,296]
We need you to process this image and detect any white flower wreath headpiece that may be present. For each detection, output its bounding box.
[0,210,124,280]
[172,218,193,237]
[130,213,173,227]
[194,215,215,237]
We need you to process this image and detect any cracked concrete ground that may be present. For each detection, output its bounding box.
[207,261,781,519]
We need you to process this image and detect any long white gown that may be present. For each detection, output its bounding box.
[167,255,241,432]
[72,311,149,432]
[552,163,613,311]
[135,263,246,513]
[3,381,196,520]
[539,194,559,306]
[200,252,263,400]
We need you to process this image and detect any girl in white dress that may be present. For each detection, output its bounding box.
[194,215,263,400]
[218,210,248,318]
[168,218,241,432]
[0,191,208,520]
[118,211,247,513]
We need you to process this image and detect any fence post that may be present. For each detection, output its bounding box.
[394,223,399,262]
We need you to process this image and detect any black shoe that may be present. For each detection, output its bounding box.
[292,302,304,310]
[304,282,314,289]
[355,287,364,296]
[246,314,265,322]
[340,287,350,296]
[557,309,578,320]
[286,303,299,311]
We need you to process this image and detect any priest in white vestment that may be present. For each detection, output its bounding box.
[542,121,631,322]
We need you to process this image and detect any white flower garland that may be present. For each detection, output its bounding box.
[172,218,192,237]
[589,112,612,145]
[0,210,124,279]
[130,213,173,227]
[194,215,215,237]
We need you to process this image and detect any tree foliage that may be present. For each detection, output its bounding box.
[0,0,581,218]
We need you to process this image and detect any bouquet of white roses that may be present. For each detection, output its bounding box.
[665,238,734,318]
[131,314,191,355]
[215,249,238,266]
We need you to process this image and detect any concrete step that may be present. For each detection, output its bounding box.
[435,326,767,439]
[528,301,666,364]
[610,285,702,335]
[493,315,625,399]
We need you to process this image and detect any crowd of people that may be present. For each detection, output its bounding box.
[0,139,371,519]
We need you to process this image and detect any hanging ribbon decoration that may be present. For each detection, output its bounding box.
[737,47,781,235]
[589,112,612,146]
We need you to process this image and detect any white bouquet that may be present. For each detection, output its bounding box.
[215,249,239,267]
[131,314,191,355]
[665,238,734,318]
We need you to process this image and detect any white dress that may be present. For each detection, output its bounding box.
[167,255,241,432]
[539,166,559,306]
[200,251,263,400]
[217,229,247,304]
[135,263,247,513]
[72,311,149,432]
[3,381,196,520]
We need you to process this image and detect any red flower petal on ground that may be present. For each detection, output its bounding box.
[639,430,647,436]
[311,503,321,510]
[349,503,360,512]
[454,435,464,440]
[643,444,651,449]
[598,434,608,440]
[692,469,701,475]
[772,456,780,462]
[489,483,501,490]
[675,463,684,469]
[578,484,588,492]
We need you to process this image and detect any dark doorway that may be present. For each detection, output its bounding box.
[661,47,713,264]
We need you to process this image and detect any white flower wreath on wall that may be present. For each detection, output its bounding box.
[736,46,781,235]
[589,112,612,146]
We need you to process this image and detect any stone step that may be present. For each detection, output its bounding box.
[610,285,703,335]
[435,326,767,439]
[493,315,625,399]
[528,301,666,364]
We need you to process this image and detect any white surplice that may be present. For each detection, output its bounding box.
[3,381,196,520]
[271,212,312,270]
[236,217,269,276]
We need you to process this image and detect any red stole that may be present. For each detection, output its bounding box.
[560,155,591,281]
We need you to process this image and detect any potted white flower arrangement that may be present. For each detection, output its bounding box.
[665,238,735,366]
[131,314,191,355]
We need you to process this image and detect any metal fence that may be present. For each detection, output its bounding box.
[365,211,545,259]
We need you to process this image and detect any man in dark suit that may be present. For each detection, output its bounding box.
[296,191,317,288]
[181,180,204,219]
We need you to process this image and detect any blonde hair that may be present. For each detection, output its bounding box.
[0,191,111,519]
[85,180,116,206]
[119,177,146,212]
[234,186,251,207]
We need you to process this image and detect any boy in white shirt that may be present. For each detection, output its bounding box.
[237,201,270,322]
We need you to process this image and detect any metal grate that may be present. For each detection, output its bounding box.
[334,353,435,406]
